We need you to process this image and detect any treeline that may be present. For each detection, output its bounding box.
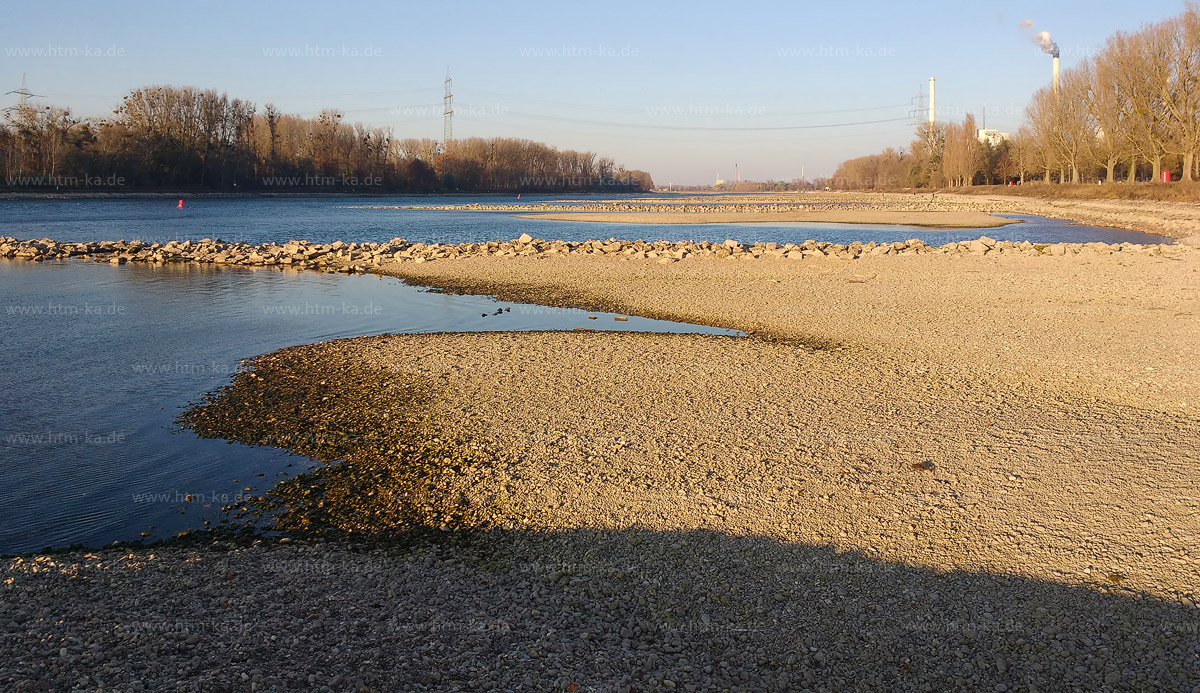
[833,4,1200,188]
[832,115,1002,189]
[0,85,653,192]
[714,179,809,192]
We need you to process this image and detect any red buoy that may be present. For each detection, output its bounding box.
[177,199,184,209]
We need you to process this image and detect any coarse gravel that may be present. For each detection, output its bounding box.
[4,220,1200,691]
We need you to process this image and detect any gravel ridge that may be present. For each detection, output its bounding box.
[4,219,1199,691]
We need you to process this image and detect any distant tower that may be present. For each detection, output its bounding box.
[443,68,454,144]
[928,76,936,124]
[4,74,39,113]
[735,164,740,184]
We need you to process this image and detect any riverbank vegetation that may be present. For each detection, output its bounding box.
[833,4,1200,190]
[0,86,654,193]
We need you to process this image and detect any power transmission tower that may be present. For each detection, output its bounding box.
[909,88,926,128]
[3,74,41,114]
[441,68,454,182]
[443,69,454,144]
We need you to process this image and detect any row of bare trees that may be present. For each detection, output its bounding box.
[830,148,909,190]
[1026,4,1200,183]
[833,4,1200,188]
[832,116,997,189]
[0,85,652,192]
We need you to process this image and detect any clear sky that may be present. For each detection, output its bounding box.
[2,0,1190,185]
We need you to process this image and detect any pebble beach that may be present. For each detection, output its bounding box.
[3,194,1200,691]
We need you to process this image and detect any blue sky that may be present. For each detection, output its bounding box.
[2,1,1190,184]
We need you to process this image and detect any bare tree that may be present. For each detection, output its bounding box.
[1051,67,1095,183]
[1159,7,1200,180]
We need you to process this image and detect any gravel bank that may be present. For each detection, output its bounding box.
[369,246,1199,413]
[0,231,1181,271]
[341,191,1200,241]
[4,241,1199,691]
[942,192,1200,243]
[518,210,1012,227]
[4,530,1198,691]
[7,331,1199,691]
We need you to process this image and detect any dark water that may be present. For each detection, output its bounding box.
[0,197,1174,246]
[0,259,739,555]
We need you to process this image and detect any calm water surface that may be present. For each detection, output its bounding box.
[0,259,737,555]
[0,196,1174,246]
[0,195,1174,553]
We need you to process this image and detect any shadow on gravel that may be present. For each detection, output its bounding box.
[397,527,1197,691]
[155,332,1200,690]
[3,527,1196,691]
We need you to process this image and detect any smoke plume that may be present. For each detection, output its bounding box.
[1034,30,1060,58]
[1021,19,1060,58]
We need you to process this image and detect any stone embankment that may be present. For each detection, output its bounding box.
[1,233,1187,271]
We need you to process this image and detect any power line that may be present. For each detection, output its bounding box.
[297,102,443,115]
[457,87,910,117]
[455,108,911,131]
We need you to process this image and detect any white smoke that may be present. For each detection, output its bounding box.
[1020,20,1060,58]
[1034,30,1060,58]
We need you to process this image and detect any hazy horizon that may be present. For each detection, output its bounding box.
[4,0,1190,185]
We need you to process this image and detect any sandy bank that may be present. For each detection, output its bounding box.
[370,248,1200,413]
[942,192,1200,244]
[344,190,1200,240]
[4,241,1199,690]
[9,321,1189,689]
[519,209,1015,227]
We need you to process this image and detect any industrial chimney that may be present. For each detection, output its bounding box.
[928,77,936,124]
[1032,29,1062,95]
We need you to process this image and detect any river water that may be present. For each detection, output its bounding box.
[0,259,738,555]
[0,196,1174,246]
[0,196,1174,554]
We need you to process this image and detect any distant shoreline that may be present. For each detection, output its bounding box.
[4,189,1199,241]
[519,209,1017,229]
[0,190,648,201]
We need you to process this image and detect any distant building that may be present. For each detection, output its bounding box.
[977,129,1011,147]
